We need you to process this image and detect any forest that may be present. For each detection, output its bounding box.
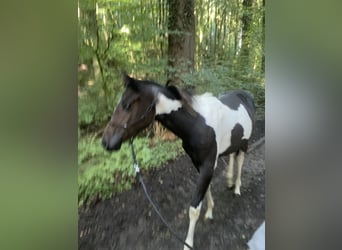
[78,0,265,206]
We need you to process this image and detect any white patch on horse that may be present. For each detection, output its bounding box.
[155,93,182,115]
[234,151,244,195]
[227,153,235,188]
[192,93,252,155]
[204,185,214,220]
[184,202,202,250]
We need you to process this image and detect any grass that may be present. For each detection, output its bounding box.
[78,135,184,207]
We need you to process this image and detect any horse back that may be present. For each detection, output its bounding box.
[219,90,256,123]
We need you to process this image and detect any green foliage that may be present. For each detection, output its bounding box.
[78,0,170,129]
[78,84,117,128]
[78,0,264,129]
[78,136,183,207]
[182,63,265,115]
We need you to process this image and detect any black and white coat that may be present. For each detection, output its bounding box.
[153,86,255,249]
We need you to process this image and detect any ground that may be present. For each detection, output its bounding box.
[79,119,265,250]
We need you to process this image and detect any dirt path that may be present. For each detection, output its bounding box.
[79,120,265,250]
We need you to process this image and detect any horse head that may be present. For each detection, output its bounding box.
[102,74,156,151]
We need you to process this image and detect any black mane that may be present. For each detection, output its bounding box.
[164,85,195,116]
[134,78,196,116]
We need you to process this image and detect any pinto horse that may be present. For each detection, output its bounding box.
[102,74,256,249]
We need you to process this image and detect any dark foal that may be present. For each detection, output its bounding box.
[102,74,256,249]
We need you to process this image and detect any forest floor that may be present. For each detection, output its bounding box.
[79,119,265,250]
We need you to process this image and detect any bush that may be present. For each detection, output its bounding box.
[182,66,265,116]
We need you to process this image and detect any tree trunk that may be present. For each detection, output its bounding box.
[239,0,254,77]
[167,0,195,85]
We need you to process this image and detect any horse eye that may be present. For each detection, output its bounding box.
[123,103,131,111]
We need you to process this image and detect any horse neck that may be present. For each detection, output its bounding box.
[156,109,197,141]
[154,91,198,141]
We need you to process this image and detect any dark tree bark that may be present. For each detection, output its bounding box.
[167,0,195,85]
[239,0,254,75]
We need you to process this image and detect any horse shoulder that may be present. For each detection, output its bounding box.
[182,122,217,168]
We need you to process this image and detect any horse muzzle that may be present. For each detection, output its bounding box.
[102,133,123,151]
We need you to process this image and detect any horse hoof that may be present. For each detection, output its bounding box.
[233,191,241,197]
[227,184,235,190]
[184,245,192,250]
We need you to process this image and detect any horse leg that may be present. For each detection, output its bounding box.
[204,184,214,220]
[234,151,245,195]
[226,153,235,188]
[184,164,213,250]
[184,202,202,250]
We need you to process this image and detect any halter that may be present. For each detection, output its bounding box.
[111,99,156,130]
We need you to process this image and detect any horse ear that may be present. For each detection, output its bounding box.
[165,79,172,87]
[122,73,139,91]
[166,85,182,99]
[122,72,132,86]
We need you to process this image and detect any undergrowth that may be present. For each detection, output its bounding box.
[182,66,265,116]
[78,136,183,207]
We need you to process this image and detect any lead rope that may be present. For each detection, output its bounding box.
[129,138,193,250]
